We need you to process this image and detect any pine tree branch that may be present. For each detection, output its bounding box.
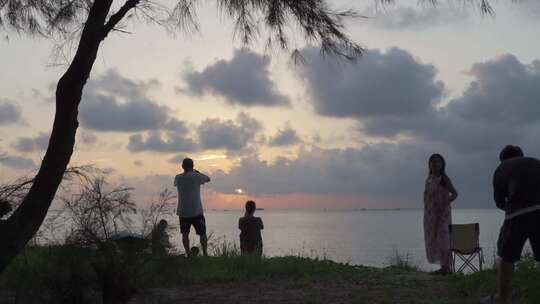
[102,0,139,38]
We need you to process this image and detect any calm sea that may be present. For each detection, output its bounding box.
[42,208,514,270]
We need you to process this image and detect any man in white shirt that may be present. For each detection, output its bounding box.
[174,158,211,256]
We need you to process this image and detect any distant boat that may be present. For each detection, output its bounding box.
[256,208,264,211]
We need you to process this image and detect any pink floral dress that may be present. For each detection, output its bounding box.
[424,175,452,267]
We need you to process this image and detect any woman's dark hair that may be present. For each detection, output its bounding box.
[499,145,524,161]
[428,153,448,188]
[245,200,256,215]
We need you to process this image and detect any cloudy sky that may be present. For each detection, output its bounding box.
[1,0,540,209]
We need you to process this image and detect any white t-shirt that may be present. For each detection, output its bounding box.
[174,171,210,217]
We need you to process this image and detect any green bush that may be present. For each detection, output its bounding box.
[513,258,540,303]
[0,245,99,304]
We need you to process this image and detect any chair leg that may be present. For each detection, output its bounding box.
[479,249,484,271]
[480,248,484,271]
[451,252,455,273]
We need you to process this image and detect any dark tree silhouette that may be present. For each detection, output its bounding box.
[0,0,363,272]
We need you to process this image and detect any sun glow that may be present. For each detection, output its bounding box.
[234,188,245,194]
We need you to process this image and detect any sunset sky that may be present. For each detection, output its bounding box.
[1,0,540,209]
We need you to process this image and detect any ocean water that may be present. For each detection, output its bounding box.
[150,208,507,270]
[42,208,513,270]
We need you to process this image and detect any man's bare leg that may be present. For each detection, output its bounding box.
[497,259,514,304]
[182,233,190,255]
[200,234,208,256]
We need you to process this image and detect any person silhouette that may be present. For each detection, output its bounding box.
[151,219,171,255]
[174,158,210,256]
[481,145,540,304]
[423,153,458,275]
[238,200,264,256]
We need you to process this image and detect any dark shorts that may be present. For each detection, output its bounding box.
[179,215,206,235]
[497,210,540,263]
[240,241,263,256]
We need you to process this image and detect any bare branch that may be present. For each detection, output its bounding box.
[139,188,175,237]
[63,175,136,246]
[102,0,140,38]
[0,165,100,219]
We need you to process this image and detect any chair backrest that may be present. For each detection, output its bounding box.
[449,223,480,254]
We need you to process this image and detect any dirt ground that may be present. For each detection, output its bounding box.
[131,272,474,304]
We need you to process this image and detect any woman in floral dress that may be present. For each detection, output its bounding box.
[424,153,458,274]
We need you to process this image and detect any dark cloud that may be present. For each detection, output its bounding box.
[126,113,261,154]
[13,132,49,152]
[211,143,439,206]
[299,47,444,123]
[413,55,540,153]
[88,69,160,96]
[80,69,182,132]
[210,139,520,209]
[0,154,36,169]
[80,95,169,132]
[0,100,23,125]
[197,112,263,151]
[363,54,540,153]
[127,132,197,153]
[179,49,290,107]
[164,118,190,132]
[286,50,540,208]
[300,48,540,153]
[268,125,302,147]
[447,55,540,126]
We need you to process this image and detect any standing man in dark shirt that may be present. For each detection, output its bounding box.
[482,145,540,304]
[238,200,264,256]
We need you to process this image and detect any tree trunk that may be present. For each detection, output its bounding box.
[0,0,116,273]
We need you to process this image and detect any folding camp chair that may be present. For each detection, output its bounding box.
[449,223,484,273]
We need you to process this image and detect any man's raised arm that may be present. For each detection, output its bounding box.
[195,170,211,184]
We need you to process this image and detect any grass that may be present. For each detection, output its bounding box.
[0,243,372,303]
[385,247,420,272]
[0,245,100,303]
[143,254,367,286]
[2,244,540,304]
[448,256,540,304]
